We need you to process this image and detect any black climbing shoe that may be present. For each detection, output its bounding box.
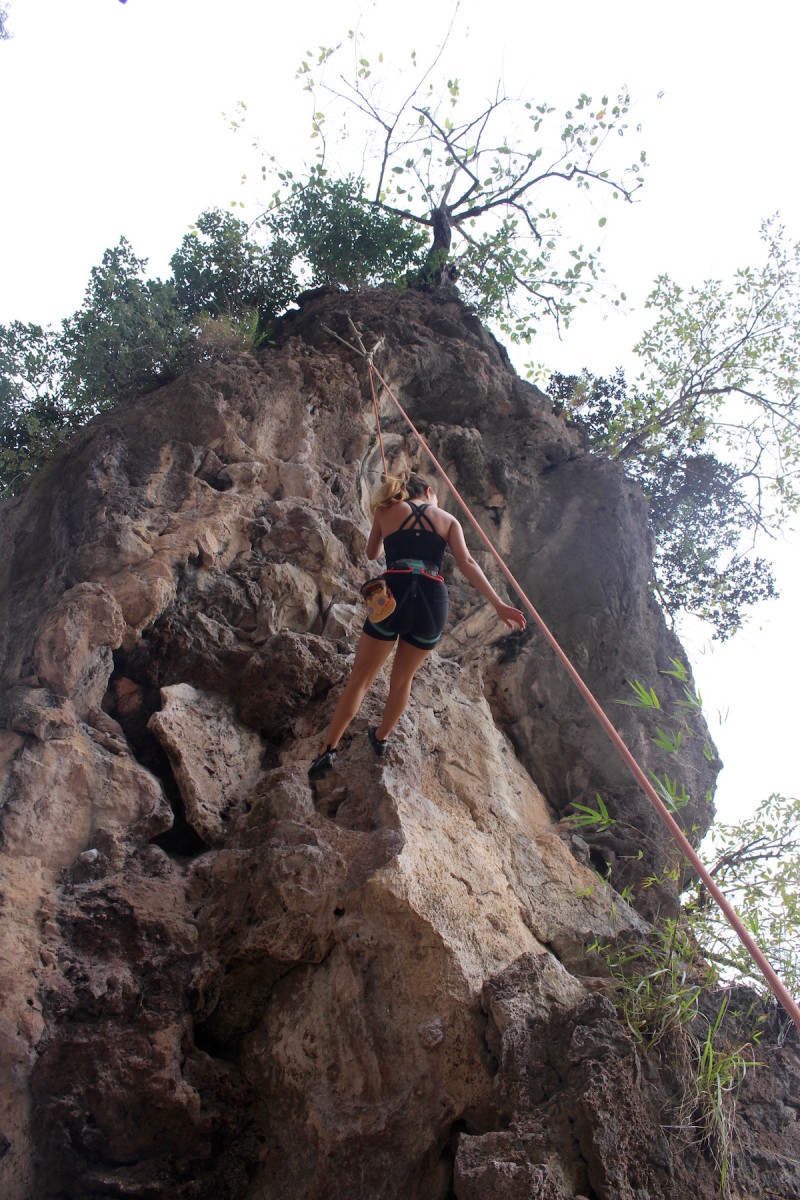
[308,746,336,781]
[368,726,389,758]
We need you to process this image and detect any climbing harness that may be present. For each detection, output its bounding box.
[324,315,800,1035]
[388,559,444,580]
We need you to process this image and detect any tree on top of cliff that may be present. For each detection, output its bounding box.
[2,16,647,496]
[548,218,800,638]
[0,202,429,498]
[237,17,646,340]
[0,217,254,497]
[548,368,780,638]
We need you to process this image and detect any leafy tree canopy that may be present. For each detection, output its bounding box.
[0,213,265,496]
[0,322,66,497]
[263,172,429,290]
[170,208,295,329]
[0,239,191,498]
[548,219,799,639]
[237,17,647,339]
[549,369,778,639]
[688,792,800,1006]
[617,219,800,527]
[60,239,192,418]
[0,195,432,499]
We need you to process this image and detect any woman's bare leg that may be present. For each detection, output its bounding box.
[320,632,396,750]
[374,640,431,741]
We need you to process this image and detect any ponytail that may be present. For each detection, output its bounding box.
[373,473,409,511]
[372,469,432,512]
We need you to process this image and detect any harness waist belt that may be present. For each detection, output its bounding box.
[387,558,443,579]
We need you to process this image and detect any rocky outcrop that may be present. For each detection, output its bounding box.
[0,286,796,1199]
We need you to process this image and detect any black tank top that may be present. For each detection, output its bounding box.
[383,502,447,571]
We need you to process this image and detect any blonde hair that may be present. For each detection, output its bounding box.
[372,470,432,511]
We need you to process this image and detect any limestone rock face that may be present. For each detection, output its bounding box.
[0,286,797,1199]
[148,683,265,845]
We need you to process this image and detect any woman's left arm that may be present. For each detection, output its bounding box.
[366,511,384,560]
[446,516,526,630]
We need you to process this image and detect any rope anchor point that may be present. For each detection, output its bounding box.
[320,313,384,365]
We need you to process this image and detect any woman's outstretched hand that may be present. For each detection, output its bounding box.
[494,601,527,631]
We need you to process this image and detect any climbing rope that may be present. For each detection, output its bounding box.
[367,362,388,480]
[320,315,799,1032]
[322,315,389,478]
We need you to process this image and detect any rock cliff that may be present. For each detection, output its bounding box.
[0,286,797,1199]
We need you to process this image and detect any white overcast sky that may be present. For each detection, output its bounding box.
[1,0,798,823]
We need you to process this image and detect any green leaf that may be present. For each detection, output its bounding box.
[564,794,616,831]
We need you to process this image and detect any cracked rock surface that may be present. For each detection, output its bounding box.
[1,286,797,1199]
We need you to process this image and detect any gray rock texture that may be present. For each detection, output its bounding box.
[0,285,797,1199]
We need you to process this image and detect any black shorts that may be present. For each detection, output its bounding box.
[363,570,449,651]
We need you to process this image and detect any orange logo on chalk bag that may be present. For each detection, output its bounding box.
[361,578,397,623]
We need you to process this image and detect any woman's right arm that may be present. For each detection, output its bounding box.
[446,518,526,631]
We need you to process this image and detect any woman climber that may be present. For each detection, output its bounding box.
[308,470,526,779]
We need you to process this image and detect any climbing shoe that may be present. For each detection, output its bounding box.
[368,726,389,758]
[308,746,336,781]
